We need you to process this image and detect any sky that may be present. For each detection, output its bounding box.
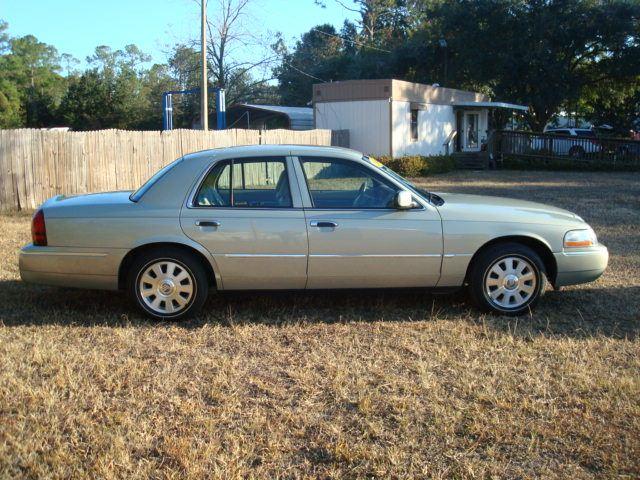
[1,0,359,68]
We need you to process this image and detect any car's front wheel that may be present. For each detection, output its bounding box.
[127,247,209,321]
[468,242,547,316]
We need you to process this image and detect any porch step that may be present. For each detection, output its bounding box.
[453,152,489,170]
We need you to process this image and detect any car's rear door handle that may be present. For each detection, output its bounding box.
[310,221,338,228]
[195,220,221,227]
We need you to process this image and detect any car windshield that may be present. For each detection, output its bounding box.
[130,157,183,202]
[362,156,438,205]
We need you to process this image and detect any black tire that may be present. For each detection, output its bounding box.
[569,146,585,158]
[468,242,547,316]
[127,246,209,321]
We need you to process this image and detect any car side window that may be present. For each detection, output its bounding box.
[300,157,398,209]
[196,161,232,206]
[195,157,292,208]
[576,130,596,138]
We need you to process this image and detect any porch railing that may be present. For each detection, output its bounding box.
[495,130,640,167]
[443,130,458,155]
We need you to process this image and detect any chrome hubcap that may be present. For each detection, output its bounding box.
[504,274,519,290]
[159,279,175,296]
[138,261,194,315]
[484,256,537,309]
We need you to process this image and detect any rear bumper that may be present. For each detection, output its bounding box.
[553,245,608,287]
[19,244,124,290]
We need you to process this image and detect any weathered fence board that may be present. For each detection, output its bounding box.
[0,128,348,210]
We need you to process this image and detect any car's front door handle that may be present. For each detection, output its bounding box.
[310,221,338,228]
[195,220,221,227]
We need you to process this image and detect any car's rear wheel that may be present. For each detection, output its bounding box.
[127,247,208,321]
[468,242,547,316]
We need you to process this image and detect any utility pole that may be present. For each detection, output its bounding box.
[200,0,208,131]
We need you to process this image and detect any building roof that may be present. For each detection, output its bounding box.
[313,79,490,106]
[229,104,314,130]
[454,101,528,111]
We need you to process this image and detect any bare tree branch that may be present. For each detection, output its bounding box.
[197,0,275,103]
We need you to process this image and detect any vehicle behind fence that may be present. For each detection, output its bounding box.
[494,130,640,169]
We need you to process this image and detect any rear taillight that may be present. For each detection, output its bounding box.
[31,209,47,246]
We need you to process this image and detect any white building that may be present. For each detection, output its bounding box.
[314,79,527,157]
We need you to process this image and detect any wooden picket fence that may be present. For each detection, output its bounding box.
[0,128,347,210]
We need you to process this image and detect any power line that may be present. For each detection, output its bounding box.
[311,28,392,53]
[273,28,393,84]
[272,24,391,81]
[280,59,327,82]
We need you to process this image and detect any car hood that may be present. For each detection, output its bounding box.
[434,192,584,225]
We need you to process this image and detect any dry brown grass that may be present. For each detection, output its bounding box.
[1,170,639,479]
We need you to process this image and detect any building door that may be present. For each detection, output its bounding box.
[463,112,480,151]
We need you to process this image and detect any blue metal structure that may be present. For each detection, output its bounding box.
[162,88,226,131]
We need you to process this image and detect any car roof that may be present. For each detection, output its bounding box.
[547,128,592,132]
[182,144,364,162]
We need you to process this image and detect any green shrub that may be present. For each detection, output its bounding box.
[422,155,457,175]
[376,155,423,176]
[375,154,456,177]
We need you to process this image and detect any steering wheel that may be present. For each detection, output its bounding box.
[352,181,370,207]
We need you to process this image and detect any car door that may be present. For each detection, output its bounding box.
[295,155,443,289]
[180,155,308,290]
[551,130,572,155]
[575,129,599,153]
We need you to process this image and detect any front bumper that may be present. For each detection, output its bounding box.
[553,245,609,287]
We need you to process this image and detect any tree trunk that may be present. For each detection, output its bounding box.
[527,108,552,132]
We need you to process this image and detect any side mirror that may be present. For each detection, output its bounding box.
[395,190,413,210]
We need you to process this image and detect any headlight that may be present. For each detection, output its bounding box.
[564,228,597,248]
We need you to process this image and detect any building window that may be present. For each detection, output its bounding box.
[410,109,418,141]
